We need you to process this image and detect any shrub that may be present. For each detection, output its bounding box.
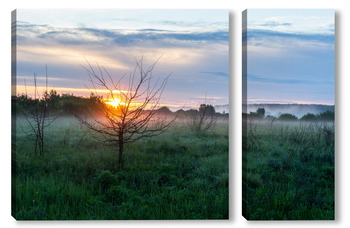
[256,108,265,117]
[300,113,317,121]
[278,113,298,121]
[317,111,334,121]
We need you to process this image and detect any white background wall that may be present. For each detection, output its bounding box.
[1,0,348,227]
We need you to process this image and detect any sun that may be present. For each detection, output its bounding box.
[106,98,124,108]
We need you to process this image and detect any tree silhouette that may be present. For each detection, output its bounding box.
[21,66,57,156]
[256,108,265,118]
[278,113,298,121]
[300,113,317,121]
[75,57,175,168]
[317,111,334,121]
[187,104,217,133]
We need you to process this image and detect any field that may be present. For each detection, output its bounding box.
[12,116,229,220]
[243,119,334,220]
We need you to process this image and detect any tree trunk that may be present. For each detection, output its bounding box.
[40,132,44,156]
[35,134,38,156]
[118,139,124,169]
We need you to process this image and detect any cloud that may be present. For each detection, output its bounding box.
[161,20,195,26]
[160,20,228,30]
[245,29,335,61]
[199,71,229,77]
[247,74,334,85]
[15,19,229,109]
[17,75,78,82]
[138,28,170,32]
[17,22,228,49]
[245,10,334,106]
[259,21,292,27]
[247,29,334,47]
[16,21,229,72]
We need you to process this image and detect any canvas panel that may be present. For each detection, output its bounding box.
[11,9,229,220]
[242,9,335,220]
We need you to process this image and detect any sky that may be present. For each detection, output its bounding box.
[13,9,229,111]
[244,9,334,105]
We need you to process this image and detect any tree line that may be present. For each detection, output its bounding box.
[13,92,228,120]
[245,108,334,121]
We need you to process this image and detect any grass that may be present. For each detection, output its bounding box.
[12,116,229,220]
[243,119,334,220]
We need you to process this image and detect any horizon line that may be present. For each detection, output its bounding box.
[245,102,334,106]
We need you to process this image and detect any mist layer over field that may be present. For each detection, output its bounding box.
[244,104,334,119]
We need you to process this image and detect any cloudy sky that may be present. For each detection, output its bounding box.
[245,9,334,105]
[14,9,229,110]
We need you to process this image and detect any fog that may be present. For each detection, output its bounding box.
[214,104,229,114]
[243,104,334,118]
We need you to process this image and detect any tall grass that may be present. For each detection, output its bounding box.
[13,117,229,220]
[243,120,334,220]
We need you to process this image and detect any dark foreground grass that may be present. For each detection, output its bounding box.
[243,120,334,220]
[12,117,229,220]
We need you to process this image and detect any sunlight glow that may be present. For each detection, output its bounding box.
[106,98,125,108]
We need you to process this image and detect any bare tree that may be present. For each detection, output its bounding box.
[21,66,57,156]
[75,57,175,168]
[186,104,217,133]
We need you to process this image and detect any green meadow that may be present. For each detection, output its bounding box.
[243,119,334,220]
[12,117,229,220]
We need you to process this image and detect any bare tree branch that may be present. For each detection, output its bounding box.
[75,57,176,168]
[20,66,58,156]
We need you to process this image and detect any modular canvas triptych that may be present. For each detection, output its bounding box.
[11,9,334,220]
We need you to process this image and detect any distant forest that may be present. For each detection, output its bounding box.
[12,91,229,119]
[244,104,334,119]
[244,107,334,121]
